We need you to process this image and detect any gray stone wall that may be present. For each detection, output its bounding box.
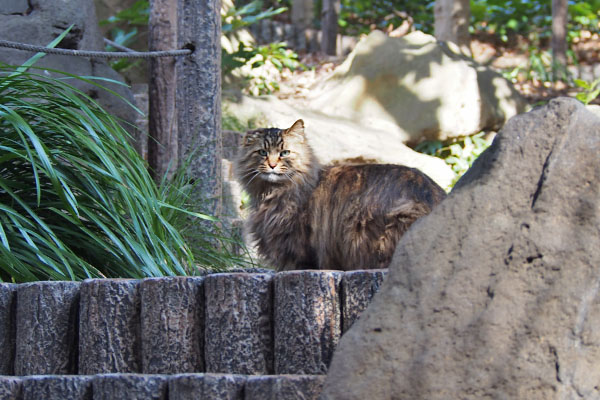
[0,374,325,400]
[0,270,385,382]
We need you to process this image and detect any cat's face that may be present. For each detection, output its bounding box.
[237,119,310,185]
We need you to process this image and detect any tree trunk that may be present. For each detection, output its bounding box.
[148,0,178,181]
[177,0,222,219]
[321,0,339,55]
[552,0,568,80]
[292,0,313,30]
[434,0,471,54]
[149,0,222,220]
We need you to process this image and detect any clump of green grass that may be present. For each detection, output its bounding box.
[0,55,252,282]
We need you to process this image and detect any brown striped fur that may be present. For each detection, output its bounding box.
[235,119,446,271]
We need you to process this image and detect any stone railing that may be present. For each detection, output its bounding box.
[0,270,386,399]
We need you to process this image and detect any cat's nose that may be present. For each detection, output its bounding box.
[267,156,278,169]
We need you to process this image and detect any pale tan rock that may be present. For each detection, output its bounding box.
[310,30,526,143]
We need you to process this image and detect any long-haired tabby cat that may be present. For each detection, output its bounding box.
[235,119,446,271]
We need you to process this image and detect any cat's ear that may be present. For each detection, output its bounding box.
[285,119,305,139]
[242,130,260,146]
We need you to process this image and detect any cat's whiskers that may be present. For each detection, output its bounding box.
[244,171,261,186]
[282,171,295,185]
[240,169,259,179]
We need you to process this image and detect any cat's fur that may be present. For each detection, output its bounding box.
[235,119,446,271]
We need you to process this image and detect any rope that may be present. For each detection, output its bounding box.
[103,38,136,53]
[0,39,192,59]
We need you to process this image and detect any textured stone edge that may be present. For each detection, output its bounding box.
[140,277,205,374]
[4,270,387,376]
[15,281,80,375]
[204,273,274,375]
[0,284,16,375]
[273,271,344,374]
[0,374,326,400]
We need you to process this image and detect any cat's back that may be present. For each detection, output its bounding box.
[309,163,446,270]
[313,163,446,208]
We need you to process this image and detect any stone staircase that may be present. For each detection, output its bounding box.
[0,270,386,399]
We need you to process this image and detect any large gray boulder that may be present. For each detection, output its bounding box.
[309,30,526,144]
[0,0,138,136]
[321,97,600,399]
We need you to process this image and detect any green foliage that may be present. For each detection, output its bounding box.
[100,0,302,93]
[227,41,303,95]
[222,0,287,33]
[158,162,256,271]
[416,132,492,188]
[99,0,150,26]
[471,0,600,40]
[574,77,600,105]
[0,65,185,281]
[472,1,599,83]
[338,0,435,36]
[223,40,302,77]
[0,52,250,281]
[252,42,302,71]
[99,0,148,73]
[502,47,574,83]
[222,0,303,84]
[470,0,552,40]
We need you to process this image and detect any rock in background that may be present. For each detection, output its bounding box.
[310,30,526,144]
[321,97,600,399]
[223,96,456,190]
[0,0,138,148]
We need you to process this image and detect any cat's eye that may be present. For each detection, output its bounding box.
[258,149,268,156]
[280,150,290,157]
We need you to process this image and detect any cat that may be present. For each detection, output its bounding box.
[235,119,447,271]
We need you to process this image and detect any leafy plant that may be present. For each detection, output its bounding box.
[574,77,600,105]
[222,0,286,33]
[100,0,150,26]
[222,0,303,83]
[415,132,493,188]
[100,0,301,93]
[227,41,303,95]
[337,0,435,36]
[471,0,600,39]
[0,41,250,281]
[157,160,256,270]
[99,0,149,73]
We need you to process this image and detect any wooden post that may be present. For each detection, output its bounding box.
[320,0,339,55]
[148,0,223,219]
[177,0,223,219]
[148,0,178,180]
[434,0,471,54]
[551,0,568,80]
[292,0,313,30]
